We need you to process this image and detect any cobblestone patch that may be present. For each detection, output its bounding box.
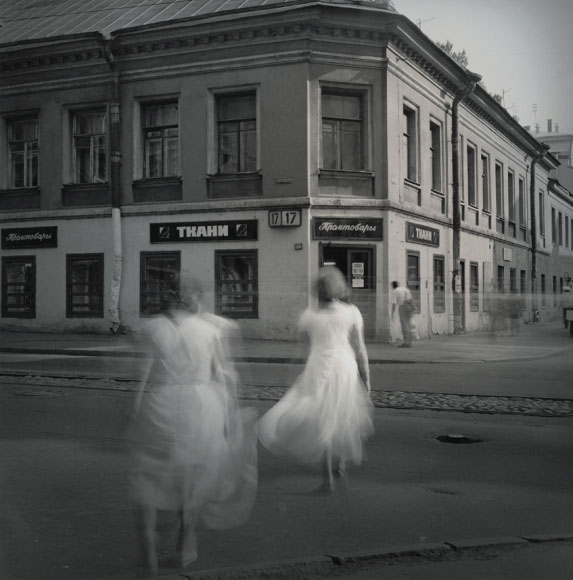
[1,374,572,417]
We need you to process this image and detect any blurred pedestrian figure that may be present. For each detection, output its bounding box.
[391,281,415,347]
[509,291,522,336]
[125,281,258,577]
[257,266,374,493]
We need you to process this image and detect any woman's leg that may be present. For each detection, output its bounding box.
[320,448,334,492]
[140,505,158,576]
[176,508,198,568]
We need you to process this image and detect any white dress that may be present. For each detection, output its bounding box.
[126,312,257,530]
[257,301,375,465]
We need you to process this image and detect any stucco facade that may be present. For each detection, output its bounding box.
[1,0,572,340]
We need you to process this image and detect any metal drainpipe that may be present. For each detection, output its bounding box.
[101,37,123,333]
[529,146,547,321]
[451,72,481,334]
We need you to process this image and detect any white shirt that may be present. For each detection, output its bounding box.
[391,286,412,306]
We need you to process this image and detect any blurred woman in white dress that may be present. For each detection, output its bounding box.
[126,281,257,576]
[257,266,374,492]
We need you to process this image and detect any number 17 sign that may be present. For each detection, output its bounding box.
[268,209,302,228]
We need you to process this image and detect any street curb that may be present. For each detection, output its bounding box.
[177,535,573,580]
[0,345,569,365]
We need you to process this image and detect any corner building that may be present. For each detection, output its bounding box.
[1,0,572,340]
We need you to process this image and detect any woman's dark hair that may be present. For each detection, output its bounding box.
[315,266,350,305]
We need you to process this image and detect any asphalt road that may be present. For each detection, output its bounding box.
[1,370,573,580]
[1,349,572,399]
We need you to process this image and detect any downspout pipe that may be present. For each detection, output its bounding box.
[529,145,548,320]
[451,71,481,334]
[100,36,123,333]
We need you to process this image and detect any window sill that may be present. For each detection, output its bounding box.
[62,183,110,207]
[0,187,41,210]
[133,177,182,203]
[207,172,262,199]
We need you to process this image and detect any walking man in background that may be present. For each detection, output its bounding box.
[391,281,414,347]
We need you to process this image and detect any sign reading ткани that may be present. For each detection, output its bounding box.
[406,222,440,247]
[1,226,58,249]
[150,220,258,243]
[312,218,383,240]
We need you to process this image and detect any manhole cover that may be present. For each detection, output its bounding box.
[14,388,68,398]
[436,434,482,444]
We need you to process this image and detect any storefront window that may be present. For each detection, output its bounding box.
[2,256,35,318]
[66,254,104,317]
[433,255,445,313]
[470,262,479,311]
[140,252,180,315]
[406,251,420,312]
[216,250,258,318]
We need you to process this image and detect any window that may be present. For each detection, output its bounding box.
[566,216,570,248]
[2,256,36,318]
[140,252,180,316]
[433,255,445,313]
[520,270,526,294]
[541,274,546,306]
[321,91,364,171]
[551,207,557,244]
[558,212,563,245]
[467,144,477,207]
[72,110,107,184]
[216,250,258,318]
[507,170,515,223]
[430,121,442,191]
[470,262,479,311]
[539,191,545,236]
[481,153,490,212]
[217,92,257,174]
[509,268,517,293]
[8,117,39,188]
[553,276,557,306]
[403,104,418,182]
[406,251,420,312]
[518,177,525,226]
[143,103,179,178]
[495,162,504,218]
[497,265,504,293]
[66,254,104,318]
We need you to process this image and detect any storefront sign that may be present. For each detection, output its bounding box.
[1,226,58,249]
[312,218,383,240]
[150,220,258,243]
[406,222,440,247]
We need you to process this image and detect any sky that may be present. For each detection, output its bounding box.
[397,0,573,134]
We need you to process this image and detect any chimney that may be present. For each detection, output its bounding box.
[535,123,539,134]
[524,125,531,131]
[548,119,553,133]
[555,123,559,133]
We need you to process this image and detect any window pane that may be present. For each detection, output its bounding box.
[219,129,239,173]
[2,259,35,317]
[323,94,361,119]
[163,135,179,176]
[145,137,162,178]
[68,256,103,317]
[217,94,256,121]
[341,121,362,170]
[142,255,180,315]
[240,123,257,172]
[322,120,339,170]
[12,119,37,141]
[145,104,177,128]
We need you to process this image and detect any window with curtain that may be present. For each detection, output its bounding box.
[73,110,107,184]
[143,103,179,178]
[9,117,38,189]
[217,93,257,174]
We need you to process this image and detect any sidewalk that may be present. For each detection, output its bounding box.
[0,320,571,364]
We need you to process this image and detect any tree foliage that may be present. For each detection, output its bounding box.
[436,40,468,69]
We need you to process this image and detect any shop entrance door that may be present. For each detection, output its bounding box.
[320,244,376,339]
